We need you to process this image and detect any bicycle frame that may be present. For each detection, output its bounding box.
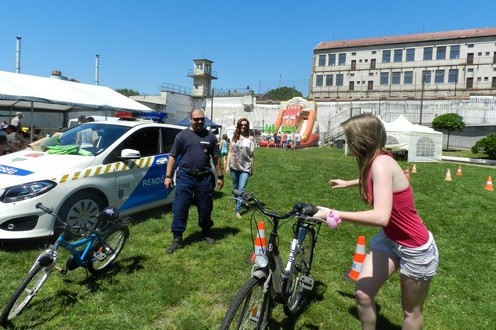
[51,233,100,268]
[253,216,319,305]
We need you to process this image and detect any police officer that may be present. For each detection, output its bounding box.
[164,109,224,254]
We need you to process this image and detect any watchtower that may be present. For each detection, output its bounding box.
[188,59,217,99]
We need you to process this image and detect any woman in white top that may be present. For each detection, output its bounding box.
[226,118,255,218]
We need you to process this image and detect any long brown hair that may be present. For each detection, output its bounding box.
[232,118,250,142]
[341,113,387,202]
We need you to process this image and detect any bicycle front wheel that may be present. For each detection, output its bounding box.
[88,223,129,275]
[220,277,272,330]
[284,227,316,316]
[0,258,54,325]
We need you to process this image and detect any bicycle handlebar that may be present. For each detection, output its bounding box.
[233,190,324,223]
[36,202,91,232]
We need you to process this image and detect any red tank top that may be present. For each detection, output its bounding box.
[367,175,429,248]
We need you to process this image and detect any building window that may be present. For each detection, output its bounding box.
[394,49,403,62]
[467,68,474,72]
[380,72,389,85]
[338,53,346,65]
[318,54,326,66]
[372,50,377,54]
[370,58,376,69]
[467,43,474,48]
[467,53,474,64]
[349,81,355,90]
[316,75,323,86]
[450,45,460,59]
[493,52,496,63]
[336,74,344,86]
[423,47,433,60]
[404,71,413,84]
[351,52,356,56]
[329,53,336,66]
[422,70,432,83]
[435,70,445,83]
[382,50,391,63]
[406,48,415,62]
[436,46,446,60]
[448,69,459,83]
[392,72,401,84]
[325,75,333,86]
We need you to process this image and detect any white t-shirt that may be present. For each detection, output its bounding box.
[229,135,254,173]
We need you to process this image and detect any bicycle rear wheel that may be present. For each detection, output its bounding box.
[88,223,129,275]
[220,276,272,330]
[0,257,54,326]
[284,227,316,316]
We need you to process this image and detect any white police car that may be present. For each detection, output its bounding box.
[0,120,217,240]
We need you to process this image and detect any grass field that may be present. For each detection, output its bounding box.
[1,147,495,329]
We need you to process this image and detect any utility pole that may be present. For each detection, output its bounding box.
[210,87,214,120]
[419,72,425,125]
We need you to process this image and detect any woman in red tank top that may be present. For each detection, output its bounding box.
[315,113,438,330]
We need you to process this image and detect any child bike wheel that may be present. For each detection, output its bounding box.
[220,276,272,330]
[88,223,129,275]
[284,227,316,316]
[0,257,54,326]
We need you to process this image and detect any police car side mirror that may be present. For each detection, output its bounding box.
[119,148,141,159]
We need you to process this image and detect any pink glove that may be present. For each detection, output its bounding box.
[326,209,341,229]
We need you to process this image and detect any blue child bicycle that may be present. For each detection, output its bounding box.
[0,203,130,327]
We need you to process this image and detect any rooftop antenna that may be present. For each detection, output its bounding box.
[95,54,100,85]
[16,36,21,73]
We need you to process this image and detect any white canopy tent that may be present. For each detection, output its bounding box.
[383,115,443,162]
[0,70,152,113]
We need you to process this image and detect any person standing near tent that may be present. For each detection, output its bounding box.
[164,108,224,254]
[314,113,439,330]
[219,133,230,172]
[11,112,23,133]
[226,118,255,219]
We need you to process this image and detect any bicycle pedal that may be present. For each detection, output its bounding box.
[299,275,314,290]
[93,251,108,261]
[55,266,67,275]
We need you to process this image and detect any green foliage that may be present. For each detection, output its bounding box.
[432,113,465,150]
[432,113,465,132]
[471,133,496,159]
[1,148,495,329]
[263,86,303,101]
[115,88,140,97]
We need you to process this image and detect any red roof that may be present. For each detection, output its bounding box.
[315,27,496,51]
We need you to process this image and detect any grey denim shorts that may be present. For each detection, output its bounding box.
[371,229,439,281]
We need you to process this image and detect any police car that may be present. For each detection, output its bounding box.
[0,120,217,240]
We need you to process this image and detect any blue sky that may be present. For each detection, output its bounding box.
[1,0,495,96]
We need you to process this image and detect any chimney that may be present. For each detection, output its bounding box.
[95,54,100,86]
[16,36,21,73]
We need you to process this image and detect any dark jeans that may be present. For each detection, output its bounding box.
[171,169,214,234]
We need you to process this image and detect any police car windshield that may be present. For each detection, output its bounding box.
[56,123,132,156]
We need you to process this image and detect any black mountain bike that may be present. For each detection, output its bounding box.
[220,190,325,329]
[0,203,130,327]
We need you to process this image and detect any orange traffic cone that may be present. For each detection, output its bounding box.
[411,163,417,173]
[404,167,410,181]
[250,222,267,263]
[485,176,494,191]
[346,235,366,281]
[445,169,452,181]
[456,165,462,176]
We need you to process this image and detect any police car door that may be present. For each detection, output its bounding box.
[114,127,165,213]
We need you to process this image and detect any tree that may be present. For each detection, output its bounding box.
[115,88,140,97]
[431,113,465,150]
[471,133,496,159]
[262,86,303,101]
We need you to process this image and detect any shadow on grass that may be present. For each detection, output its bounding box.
[0,236,56,251]
[268,280,327,329]
[181,226,241,246]
[337,290,401,329]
